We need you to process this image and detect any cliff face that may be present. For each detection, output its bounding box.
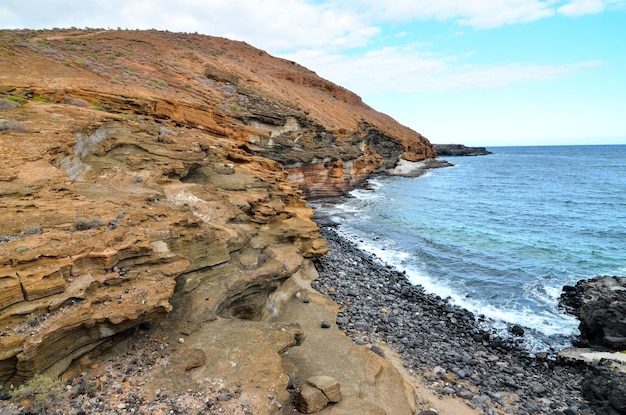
[0,29,429,413]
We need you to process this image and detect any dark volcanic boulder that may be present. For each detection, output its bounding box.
[582,361,626,415]
[559,276,626,349]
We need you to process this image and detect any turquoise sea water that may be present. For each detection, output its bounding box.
[313,145,626,351]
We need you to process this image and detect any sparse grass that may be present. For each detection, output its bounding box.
[229,103,241,111]
[15,245,30,253]
[0,119,29,133]
[10,374,64,409]
[145,79,169,89]
[22,224,43,235]
[6,95,27,105]
[74,215,103,231]
[32,95,51,103]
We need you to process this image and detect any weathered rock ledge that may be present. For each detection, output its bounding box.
[0,28,437,413]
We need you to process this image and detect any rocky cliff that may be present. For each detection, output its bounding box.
[0,29,433,413]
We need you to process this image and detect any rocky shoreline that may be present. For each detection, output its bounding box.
[312,227,597,415]
[0,225,620,415]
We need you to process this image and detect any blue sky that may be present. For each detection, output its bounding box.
[1,1,625,146]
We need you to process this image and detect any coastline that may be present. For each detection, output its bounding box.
[313,226,594,415]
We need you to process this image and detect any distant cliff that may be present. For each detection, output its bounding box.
[433,144,492,156]
[0,29,425,414]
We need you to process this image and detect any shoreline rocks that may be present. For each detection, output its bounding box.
[559,275,626,349]
[432,144,492,157]
[313,227,598,414]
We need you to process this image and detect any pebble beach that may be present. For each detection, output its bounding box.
[312,227,595,415]
[0,227,599,415]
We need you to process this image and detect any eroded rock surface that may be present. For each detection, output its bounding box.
[0,28,431,413]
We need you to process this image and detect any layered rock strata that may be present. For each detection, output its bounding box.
[0,28,431,413]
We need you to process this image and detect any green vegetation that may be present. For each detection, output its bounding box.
[74,215,104,231]
[10,374,64,408]
[90,100,104,110]
[6,95,26,105]
[32,96,51,103]
[15,245,30,253]
[22,224,43,235]
[145,79,169,89]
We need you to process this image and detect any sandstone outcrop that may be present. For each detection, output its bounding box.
[0,28,430,413]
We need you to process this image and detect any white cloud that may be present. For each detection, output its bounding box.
[358,0,556,28]
[557,0,626,16]
[558,0,606,16]
[284,45,603,94]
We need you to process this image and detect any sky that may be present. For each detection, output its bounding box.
[2,1,625,147]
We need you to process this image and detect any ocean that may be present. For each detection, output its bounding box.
[312,145,626,351]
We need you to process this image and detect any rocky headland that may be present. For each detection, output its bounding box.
[1,28,624,415]
[433,144,492,157]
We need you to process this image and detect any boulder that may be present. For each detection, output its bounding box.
[294,384,330,413]
[559,276,626,349]
[582,360,626,414]
[307,375,342,403]
[294,376,342,413]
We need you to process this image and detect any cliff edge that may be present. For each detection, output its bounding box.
[0,29,432,414]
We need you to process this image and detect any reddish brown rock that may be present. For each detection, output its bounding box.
[295,384,330,413]
[0,28,432,414]
[307,375,342,403]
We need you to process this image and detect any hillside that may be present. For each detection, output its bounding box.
[0,29,434,414]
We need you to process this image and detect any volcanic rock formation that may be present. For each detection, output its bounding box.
[432,144,492,157]
[0,28,433,413]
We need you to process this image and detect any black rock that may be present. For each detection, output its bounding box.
[509,325,525,337]
[559,275,626,349]
[321,321,331,329]
[432,144,492,157]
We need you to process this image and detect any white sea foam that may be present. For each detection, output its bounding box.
[336,225,579,352]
